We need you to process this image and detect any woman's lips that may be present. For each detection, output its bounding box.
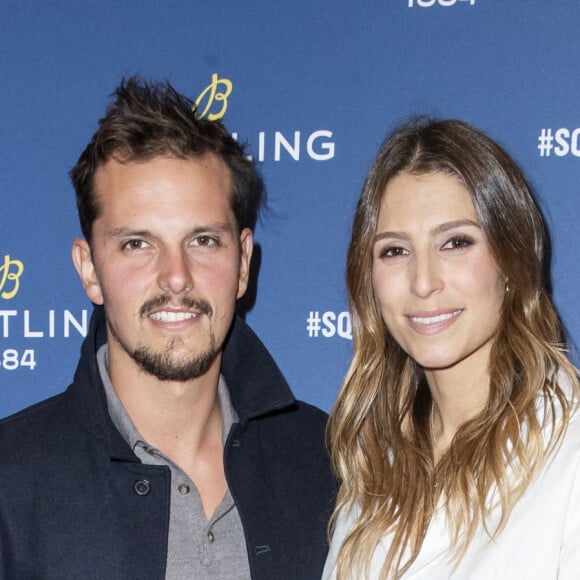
[407,309,463,334]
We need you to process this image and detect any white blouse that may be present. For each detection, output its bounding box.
[323,407,580,579]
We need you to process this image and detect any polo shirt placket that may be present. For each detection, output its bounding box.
[98,345,251,580]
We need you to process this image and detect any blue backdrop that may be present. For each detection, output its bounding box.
[1,0,579,417]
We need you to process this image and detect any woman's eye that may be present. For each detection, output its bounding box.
[379,246,408,259]
[441,235,473,250]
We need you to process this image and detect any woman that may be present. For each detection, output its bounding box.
[323,118,580,579]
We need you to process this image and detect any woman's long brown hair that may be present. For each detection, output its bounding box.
[327,118,579,578]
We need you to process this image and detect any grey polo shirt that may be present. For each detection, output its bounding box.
[97,345,251,580]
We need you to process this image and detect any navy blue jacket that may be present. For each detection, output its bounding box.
[0,306,336,579]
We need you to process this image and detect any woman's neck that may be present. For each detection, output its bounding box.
[425,349,491,460]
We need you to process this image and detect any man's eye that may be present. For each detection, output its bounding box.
[194,236,218,247]
[122,239,147,250]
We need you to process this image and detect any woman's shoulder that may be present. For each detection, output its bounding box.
[329,502,362,553]
[536,368,580,435]
[323,503,363,580]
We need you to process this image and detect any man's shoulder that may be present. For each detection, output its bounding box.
[246,398,330,465]
[1,391,67,427]
[0,390,76,461]
[262,397,328,429]
[288,399,329,427]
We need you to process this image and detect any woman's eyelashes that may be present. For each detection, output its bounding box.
[375,233,475,261]
[377,244,409,260]
[440,234,475,251]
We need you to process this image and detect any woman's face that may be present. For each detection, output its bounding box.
[371,171,504,375]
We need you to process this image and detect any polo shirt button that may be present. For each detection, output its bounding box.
[134,480,151,496]
[178,483,190,495]
[208,531,215,543]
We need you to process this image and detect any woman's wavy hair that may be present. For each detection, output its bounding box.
[327,117,579,578]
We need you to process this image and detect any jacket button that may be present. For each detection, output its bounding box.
[134,480,151,496]
[178,483,190,495]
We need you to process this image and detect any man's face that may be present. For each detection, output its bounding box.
[73,154,252,382]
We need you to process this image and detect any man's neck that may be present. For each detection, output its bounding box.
[106,342,223,453]
[103,344,228,517]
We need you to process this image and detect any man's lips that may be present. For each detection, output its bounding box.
[140,295,213,319]
[148,310,200,323]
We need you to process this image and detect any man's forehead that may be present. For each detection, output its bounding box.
[92,154,232,202]
[91,154,236,227]
[94,152,229,180]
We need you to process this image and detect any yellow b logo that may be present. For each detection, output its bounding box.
[194,73,233,121]
[0,255,24,300]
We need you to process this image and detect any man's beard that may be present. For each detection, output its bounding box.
[108,295,219,382]
[131,335,219,381]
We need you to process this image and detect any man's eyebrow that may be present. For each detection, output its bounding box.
[187,223,234,234]
[104,228,150,240]
[104,223,235,240]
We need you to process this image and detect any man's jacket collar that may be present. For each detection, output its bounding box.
[66,306,296,458]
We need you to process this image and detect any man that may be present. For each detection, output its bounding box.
[0,77,336,579]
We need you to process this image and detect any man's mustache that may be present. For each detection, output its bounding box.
[140,295,213,318]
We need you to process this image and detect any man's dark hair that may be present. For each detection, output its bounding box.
[70,76,263,243]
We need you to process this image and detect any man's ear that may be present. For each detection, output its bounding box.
[237,228,254,300]
[71,238,104,305]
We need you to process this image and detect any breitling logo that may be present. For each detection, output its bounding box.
[0,255,24,300]
[194,73,233,121]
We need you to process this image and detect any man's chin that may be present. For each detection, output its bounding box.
[133,348,219,382]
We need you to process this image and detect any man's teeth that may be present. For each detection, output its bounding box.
[149,311,197,322]
[410,310,462,325]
